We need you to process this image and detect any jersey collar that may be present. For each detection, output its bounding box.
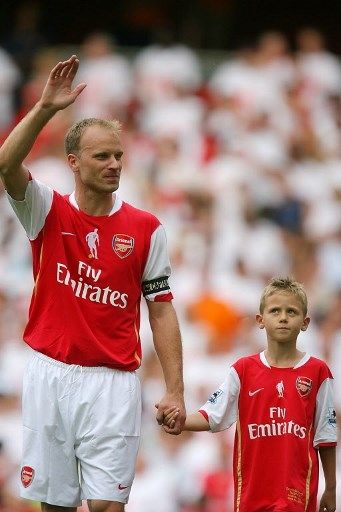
[68,192,123,216]
[260,350,311,369]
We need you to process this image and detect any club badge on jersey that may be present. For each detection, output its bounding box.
[112,234,135,259]
[296,376,313,397]
[84,230,135,260]
[21,466,35,488]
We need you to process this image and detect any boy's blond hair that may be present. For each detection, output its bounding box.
[259,277,308,316]
[65,118,122,155]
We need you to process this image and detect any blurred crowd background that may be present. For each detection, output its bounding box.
[0,1,341,511]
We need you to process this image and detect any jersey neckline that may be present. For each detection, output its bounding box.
[259,350,310,369]
[68,192,123,217]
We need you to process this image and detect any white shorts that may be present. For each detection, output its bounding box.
[20,351,141,507]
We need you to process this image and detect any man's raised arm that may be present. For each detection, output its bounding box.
[0,55,86,199]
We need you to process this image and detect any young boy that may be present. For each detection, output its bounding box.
[163,277,337,512]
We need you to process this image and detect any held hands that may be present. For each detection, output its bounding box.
[156,404,180,433]
[39,55,86,112]
[155,393,186,435]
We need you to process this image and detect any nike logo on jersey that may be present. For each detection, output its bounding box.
[118,484,129,490]
[61,232,76,236]
[249,388,264,396]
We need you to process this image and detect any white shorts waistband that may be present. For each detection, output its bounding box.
[31,350,129,373]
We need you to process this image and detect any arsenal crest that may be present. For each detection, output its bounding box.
[296,376,313,397]
[21,466,35,488]
[112,234,134,259]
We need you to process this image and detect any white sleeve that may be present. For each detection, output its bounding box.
[313,378,337,447]
[200,367,240,432]
[6,179,53,240]
[142,224,172,301]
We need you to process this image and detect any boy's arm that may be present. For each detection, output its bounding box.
[162,367,240,434]
[0,55,86,200]
[318,446,336,512]
[162,408,210,432]
[184,411,210,431]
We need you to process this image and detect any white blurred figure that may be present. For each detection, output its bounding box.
[234,110,290,169]
[256,31,296,91]
[127,426,221,512]
[0,298,31,498]
[126,450,178,512]
[317,230,341,293]
[239,218,289,279]
[294,28,341,156]
[296,28,341,100]
[210,257,265,317]
[0,46,21,131]
[75,32,133,120]
[134,30,203,162]
[0,185,32,296]
[286,156,339,265]
[203,141,255,274]
[320,291,341,415]
[209,44,288,123]
[28,155,74,195]
[134,29,201,105]
[140,95,205,163]
[206,95,244,152]
[208,164,290,283]
[147,135,200,208]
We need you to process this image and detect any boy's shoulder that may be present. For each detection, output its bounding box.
[306,354,329,367]
[232,353,262,371]
[303,355,333,379]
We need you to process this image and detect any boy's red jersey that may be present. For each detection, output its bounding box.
[200,352,337,512]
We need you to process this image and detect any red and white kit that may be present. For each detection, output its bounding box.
[9,177,173,369]
[8,177,174,506]
[200,351,337,512]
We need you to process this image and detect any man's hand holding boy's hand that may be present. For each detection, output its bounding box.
[155,404,181,434]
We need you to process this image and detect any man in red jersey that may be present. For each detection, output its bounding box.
[0,55,186,512]
[163,277,337,512]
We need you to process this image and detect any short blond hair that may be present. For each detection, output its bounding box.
[65,118,121,155]
[259,277,308,316]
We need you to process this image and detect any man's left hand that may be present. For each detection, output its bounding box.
[155,392,186,435]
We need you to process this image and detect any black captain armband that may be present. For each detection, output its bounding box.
[142,276,170,297]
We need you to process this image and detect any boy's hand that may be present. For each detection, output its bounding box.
[155,392,186,435]
[155,404,180,433]
[163,405,180,430]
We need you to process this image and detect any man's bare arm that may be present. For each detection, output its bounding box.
[147,300,186,434]
[0,55,86,199]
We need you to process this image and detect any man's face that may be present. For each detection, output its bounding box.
[68,125,123,193]
[256,291,310,344]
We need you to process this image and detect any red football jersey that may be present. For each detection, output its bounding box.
[200,351,337,512]
[8,179,173,369]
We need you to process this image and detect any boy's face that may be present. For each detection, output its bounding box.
[256,291,310,344]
